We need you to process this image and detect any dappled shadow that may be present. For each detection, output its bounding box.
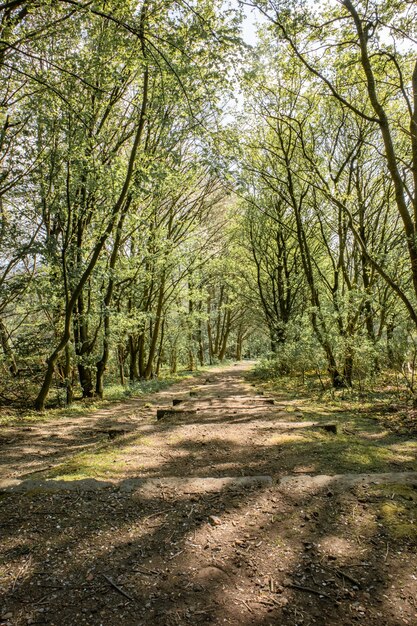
[1,363,417,625]
[0,371,209,481]
[2,472,417,624]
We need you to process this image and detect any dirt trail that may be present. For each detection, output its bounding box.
[0,362,316,484]
[1,363,417,625]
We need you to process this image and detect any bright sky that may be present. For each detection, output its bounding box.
[241,3,259,46]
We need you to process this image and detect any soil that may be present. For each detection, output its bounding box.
[1,363,417,625]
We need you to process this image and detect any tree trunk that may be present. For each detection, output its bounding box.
[207,298,214,364]
[129,336,139,381]
[64,342,74,405]
[74,290,94,397]
[386,318,395,369]
[34,29,150,410]
[137,331,146,378]
[144,279,165,379]
[95,209,128,398]
[118,344,126,386]
[196,299,204,366]
[95,358,106,399]
[78,363,94,398]
[155,318,165,377]
[218,310,231,361]
[236,339,242,361]
[0,317,18,376]
[170,346,177,374]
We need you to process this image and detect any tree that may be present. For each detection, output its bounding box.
[250,0,417,330]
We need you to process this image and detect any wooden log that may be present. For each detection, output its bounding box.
[97,427,129,439]
[319,423,337,434]
[157,408,197,420]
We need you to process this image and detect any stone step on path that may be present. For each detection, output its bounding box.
[155,388,336,438]
[172,397,277,405]
[156,408,198,420]
[157,392,280,421]
[3,471,417,496]
[0,475,273,494]
[279,471,417,494]
[157,407,336,432]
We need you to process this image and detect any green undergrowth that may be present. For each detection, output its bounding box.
[0,368,205,427]
[41,447,125,481]
[248,365,416,433]
[249,367,417,475]
[248,362,406,407]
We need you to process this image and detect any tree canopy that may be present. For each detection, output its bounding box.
[1,0,417,408]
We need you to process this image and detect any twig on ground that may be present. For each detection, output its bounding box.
[168,550,184,561]
[34,591,59,605]
[285,582,332,600]
[102,574,134,602]
[11,555,32,591]
[257,599,275,607]
[236,599,253,613]
[336,569,361,588]
[143,508,173,521]
[20,465,54,477]
[132,565,160,576]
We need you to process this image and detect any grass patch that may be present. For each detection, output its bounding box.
[269,426,417,474]
[38,431,157,481]
[250,367,404,409]
[41,442,127,481]
[103,375,189,402]
[268,433,307,445]
[42,449,125,480]
[0,401,104,427]
[249,365,417,474]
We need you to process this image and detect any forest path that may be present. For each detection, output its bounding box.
[0,363,259,482]
[1,364,417,625]
[2,360,416,486]
[0,361,324,484]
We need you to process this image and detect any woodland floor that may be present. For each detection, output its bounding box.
[1,362,417,626]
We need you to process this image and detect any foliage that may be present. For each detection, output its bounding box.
[2,0,417,409]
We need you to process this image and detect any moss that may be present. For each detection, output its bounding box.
[380,500,417,541]
[41,452,124,480]
[37,431,156,481]
[137,437,153,447]
[266,424,417,474]
[42,444,122,480]
[248,368,417,474]
[367,484,417,543]
[373,483,417,501]
[268,433,307,445]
